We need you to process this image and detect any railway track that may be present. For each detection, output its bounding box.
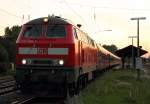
[10,94,81,104]
[0,76,17,95]
[0,76,80,104]
[11,96,35,104]
[11,97,66,104]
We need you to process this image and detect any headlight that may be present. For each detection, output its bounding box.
[43,17,48,22]
[22,59,27,65]
[59,60,64,65]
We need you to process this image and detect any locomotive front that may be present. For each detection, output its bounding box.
[15,16,77,97]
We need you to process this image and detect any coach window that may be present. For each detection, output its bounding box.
[73,28,78,39]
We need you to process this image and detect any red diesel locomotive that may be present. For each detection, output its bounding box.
[16,16,121,97]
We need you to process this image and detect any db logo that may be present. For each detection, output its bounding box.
[37,48,48,54]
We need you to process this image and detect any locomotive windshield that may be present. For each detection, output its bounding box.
[23,25,66,38]
[46,25,66,38]
[23,25,42,38]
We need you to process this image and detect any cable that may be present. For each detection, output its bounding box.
[64,1,150,11]
[0,8,21,19]
[61,0,87,24]
[0,0,31,20]
[10,0,32,9]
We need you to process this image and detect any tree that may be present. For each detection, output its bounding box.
[0,25,21,62]
[103,44,118,54]
[5,27,11,36]
[0,43,9,72]
[4,26,21,40]
[0,44,9,62]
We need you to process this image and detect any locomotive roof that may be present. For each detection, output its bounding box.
[25,16,72,25]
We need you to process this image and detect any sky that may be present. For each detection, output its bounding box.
[0,0,150,55]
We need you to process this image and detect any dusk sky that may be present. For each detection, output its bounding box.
[0,0,150,54]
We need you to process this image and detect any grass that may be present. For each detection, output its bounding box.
[80,69,150,104]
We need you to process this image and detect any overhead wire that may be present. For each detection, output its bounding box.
[13,0,32,16]
[61,0,87,25]
[0,7,22,34]
[0,8,21,19]
[63,1,150,11]
[0,0,32,32]
[0,0,32,21]
[9,0,32,9]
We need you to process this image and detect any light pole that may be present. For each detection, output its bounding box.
[130,17,146,57]
[128,36,137,68]
[130,17,146,80]
[128,36,137,45]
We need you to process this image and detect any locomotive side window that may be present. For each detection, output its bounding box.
[75,28,95,47]
[23,25,42,38]
[76,29,82,40]
[46,25,66,38]
[91,39,95,47]
[73,28,78,39]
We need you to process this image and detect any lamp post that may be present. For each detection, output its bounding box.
[130,17,146,57]
[128,36,137,68]
[128,36,137,45]
[130,17,146,80]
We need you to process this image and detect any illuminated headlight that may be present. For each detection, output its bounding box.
[43,17,48,22]
[22,59,27,65]
[59,60,64,65]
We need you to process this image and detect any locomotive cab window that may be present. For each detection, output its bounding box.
[23,25,42,38]
[46,25,66,38]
